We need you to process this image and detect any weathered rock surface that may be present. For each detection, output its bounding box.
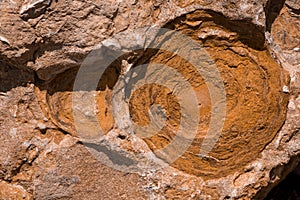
[0,0,299,199]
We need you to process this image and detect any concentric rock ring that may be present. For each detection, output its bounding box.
[35,10,289,179]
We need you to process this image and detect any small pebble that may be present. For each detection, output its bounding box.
[283,85,290,93]
[37,123,47,130]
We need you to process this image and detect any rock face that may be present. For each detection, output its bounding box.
[0,0,299,199]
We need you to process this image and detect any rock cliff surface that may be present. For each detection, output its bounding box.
[0,0,299,199]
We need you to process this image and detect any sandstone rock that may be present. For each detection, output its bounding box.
[0,0,299,199]
[0,181,32,200]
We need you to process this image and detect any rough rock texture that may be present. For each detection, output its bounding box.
[0,0,299,199]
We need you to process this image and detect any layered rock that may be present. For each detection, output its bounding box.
[0,0,299,199]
